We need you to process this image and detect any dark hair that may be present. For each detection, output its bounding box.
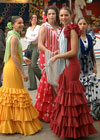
[60,6,72,15]
[45,5,60,26]
[8,16,21,25]
[77,17,88,24]
[29,13,39,26]
[90,46,96,65]
[0,17,6,31]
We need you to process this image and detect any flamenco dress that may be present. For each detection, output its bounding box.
[35,22,60,122]
[79,34,100,105]
[0,30,42,135]
[50,23,97,139]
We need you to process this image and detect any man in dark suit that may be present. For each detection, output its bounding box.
[0,17,6,86]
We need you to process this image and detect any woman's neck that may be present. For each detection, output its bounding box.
[81,33,86,37]
[31,24,36,29]
[48,21,55,26]
[63,22,69,27]
[49,23,58,30]
[81,30,86,36]
[13,29,20,33]
[81,33,87,40]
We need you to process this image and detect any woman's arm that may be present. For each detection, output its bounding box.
[38,26,47,52]
[51,30,79,63]
[93,63,97,74]
[10,36,28,81]
[90,45,97,74]
[93,50,97,74]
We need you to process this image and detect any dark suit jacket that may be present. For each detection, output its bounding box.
[0,29,5,59]
[0,29,5,82]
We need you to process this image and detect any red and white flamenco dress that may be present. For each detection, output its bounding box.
[35,22,60,122]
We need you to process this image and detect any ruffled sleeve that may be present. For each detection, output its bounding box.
[64,23,81,39]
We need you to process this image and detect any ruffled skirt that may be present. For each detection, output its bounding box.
[50,60,97,139]
[0,57,42,135]
[35,73,56,122]
[80,73,100,103]
[0,87,42,135]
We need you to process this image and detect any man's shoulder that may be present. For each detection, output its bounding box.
[0,29,4,35]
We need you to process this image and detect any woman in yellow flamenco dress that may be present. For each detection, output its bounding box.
[0,16,42,135]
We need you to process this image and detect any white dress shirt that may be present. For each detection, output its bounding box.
[24,25,40,43]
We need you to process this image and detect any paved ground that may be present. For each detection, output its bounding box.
[0,59,100,140]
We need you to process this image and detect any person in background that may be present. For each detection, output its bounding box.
[0,16,42,135]
[0,17,6,87]
[42,11,47,23]
[24,13,42,90]
[77,17,100,110]
[35,6,60,122]
[87,21,96,46]
[50,7,97,139]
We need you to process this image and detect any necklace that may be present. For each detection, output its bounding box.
[82,38,88,50]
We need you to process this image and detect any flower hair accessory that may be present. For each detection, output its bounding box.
[7,22,12,29]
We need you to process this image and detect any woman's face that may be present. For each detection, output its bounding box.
[78,19,88,33]
[47,9,56,24]
[59,9,71,26]
[42,11,45,18]
[31,14,37,25]
[13,18,24,32]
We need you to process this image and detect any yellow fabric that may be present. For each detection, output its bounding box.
[0,56,42,135]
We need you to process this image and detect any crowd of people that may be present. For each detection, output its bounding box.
[0,5,100,139]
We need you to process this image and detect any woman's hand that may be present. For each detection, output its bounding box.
[93,64,97,74]
[23,57,32,65]
[50,55,57,64]
[23,74,28,82]
[52,50,60,56]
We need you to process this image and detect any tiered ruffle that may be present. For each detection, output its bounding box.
[80,73,100,103]
[0,86,42,135]
[35,73,56,122]
[50,78,97,139]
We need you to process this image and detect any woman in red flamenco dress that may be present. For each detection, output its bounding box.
[50,7,97,139]
[35,6,60,122]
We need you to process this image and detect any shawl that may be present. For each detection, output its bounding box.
[45,23,81,88]
[59,23,81,71]
[4,30,23,63]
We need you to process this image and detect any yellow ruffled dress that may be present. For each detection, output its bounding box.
[0,30,42,135]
